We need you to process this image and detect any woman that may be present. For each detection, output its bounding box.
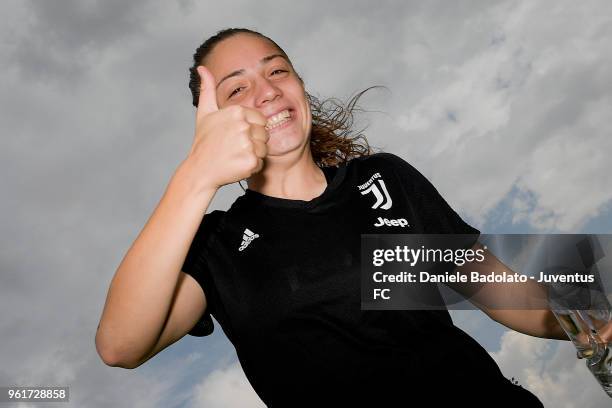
[97,28,591,406]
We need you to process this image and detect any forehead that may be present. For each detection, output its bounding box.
[206,34,284,77]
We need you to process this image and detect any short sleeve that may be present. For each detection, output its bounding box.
[181,209,224,337]
[381,152,480,237]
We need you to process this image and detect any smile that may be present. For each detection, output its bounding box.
[265,109,293,131]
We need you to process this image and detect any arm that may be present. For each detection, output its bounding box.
[95,160,217,368]
[380,154,608,342]
[450,242,570,340]
[96,65,271,368]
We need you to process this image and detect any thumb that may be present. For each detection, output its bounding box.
[196,65,219,116]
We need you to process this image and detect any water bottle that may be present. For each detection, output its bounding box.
[541,234,612,397]
[549,290,612,397]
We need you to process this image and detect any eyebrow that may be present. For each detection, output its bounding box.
[215,54,288,90]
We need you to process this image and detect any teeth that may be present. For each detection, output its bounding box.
[265,109,291,129]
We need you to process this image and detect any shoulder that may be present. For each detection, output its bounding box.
[201,209,226,227]
[349,152,423,178]
[194,209,226,247]
[350,151,411,166]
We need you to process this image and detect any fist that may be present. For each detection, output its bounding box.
[186,65,270,191]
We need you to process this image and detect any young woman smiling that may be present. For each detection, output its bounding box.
[96,28,611,407]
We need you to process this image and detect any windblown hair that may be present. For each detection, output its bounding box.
[188,27,381,168]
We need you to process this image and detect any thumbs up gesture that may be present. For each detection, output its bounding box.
[186,65,270,191]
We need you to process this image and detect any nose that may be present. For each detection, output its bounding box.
[255,77,282,107]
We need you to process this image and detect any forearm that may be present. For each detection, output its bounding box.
[453,242,570,340]
[96,160,217,366]
[483,308,570,340]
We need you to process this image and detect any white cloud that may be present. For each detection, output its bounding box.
[392,0,612,231]
[189,361,265,408]
[513,97,612,230]
[490,331,612,407]
[1,1,611,407]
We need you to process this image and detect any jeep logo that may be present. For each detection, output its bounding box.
[373,217,409,227]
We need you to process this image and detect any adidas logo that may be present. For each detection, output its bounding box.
[239,228,259,251]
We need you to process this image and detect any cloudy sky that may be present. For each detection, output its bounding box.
[1,0,611,406]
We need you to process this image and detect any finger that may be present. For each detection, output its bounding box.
[244,107,267,127]
[599,321,612,343]
[252,139,268,159]
[250,124,270,144]
[253,157,265,174]
[196,66,219,116]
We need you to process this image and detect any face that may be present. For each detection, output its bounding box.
[205,34,312,158]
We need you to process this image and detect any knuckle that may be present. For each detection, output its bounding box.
[251,142,260,156]
[244,154,259,170]
[239,133,253,150]
[238,121,251,133]
[230,105,245,118]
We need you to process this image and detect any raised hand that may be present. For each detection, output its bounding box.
[185,65,270,191]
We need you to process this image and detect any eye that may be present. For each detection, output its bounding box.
[271,69,288,76]
[229,86,245,98]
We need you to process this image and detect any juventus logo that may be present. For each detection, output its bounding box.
[357,172,393,210]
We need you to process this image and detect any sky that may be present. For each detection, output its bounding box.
[1,0,611,406]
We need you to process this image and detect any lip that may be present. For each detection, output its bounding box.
[266,115,294,133]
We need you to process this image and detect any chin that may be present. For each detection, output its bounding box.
[266,130,307,156]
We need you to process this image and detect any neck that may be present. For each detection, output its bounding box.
[246,148,326,201]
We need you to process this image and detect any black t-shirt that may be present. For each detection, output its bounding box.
[181,152,543,407]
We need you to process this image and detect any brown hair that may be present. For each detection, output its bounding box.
[188,28,383,168]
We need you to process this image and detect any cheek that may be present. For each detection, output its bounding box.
[293,91,309,120]
[303,104,312,132]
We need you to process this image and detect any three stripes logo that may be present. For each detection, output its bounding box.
[357,172,393,210]
[239,228,259,251]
